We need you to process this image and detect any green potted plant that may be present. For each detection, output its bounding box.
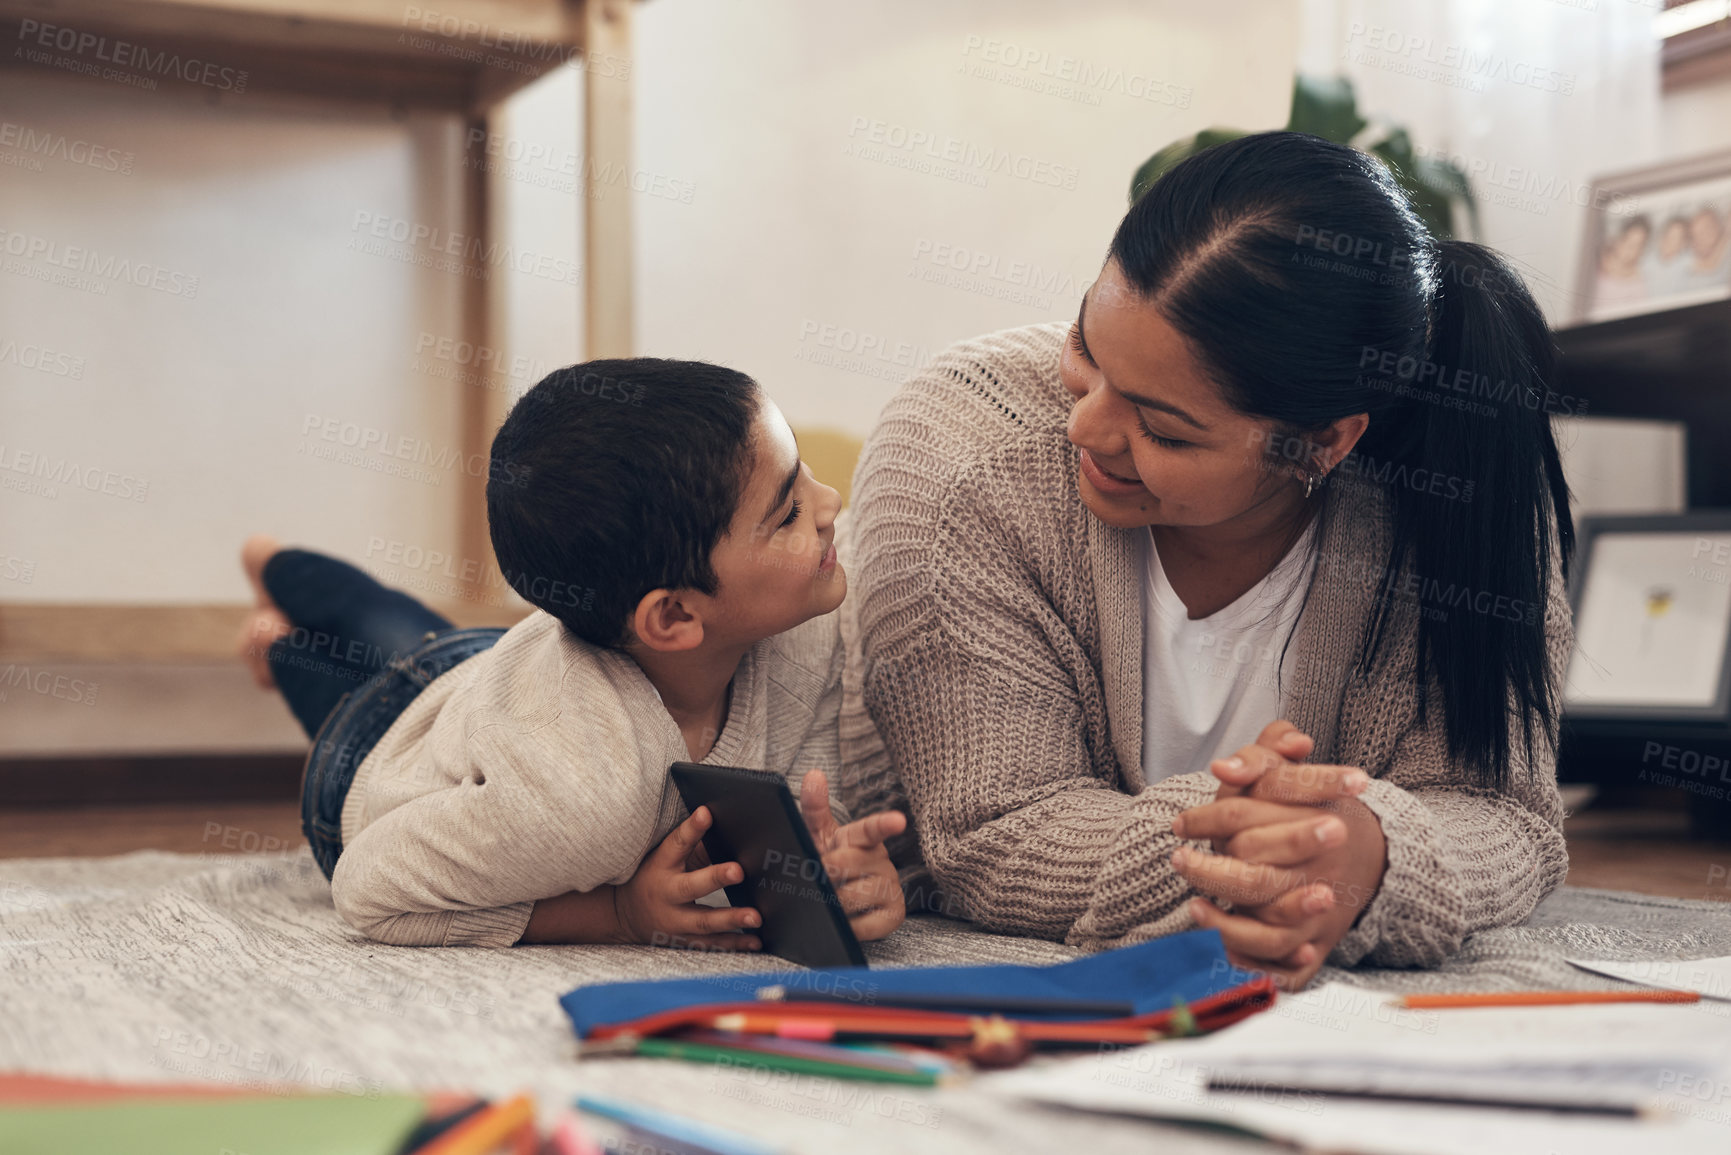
[1129,75,1477,240]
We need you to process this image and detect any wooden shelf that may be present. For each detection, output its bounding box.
[1554,298,1731,507]
[0,0,585,111]
[0,0,637,661]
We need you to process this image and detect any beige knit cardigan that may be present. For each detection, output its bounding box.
[836,322,1571,968]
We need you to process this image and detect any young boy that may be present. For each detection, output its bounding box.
[240,358,906,949]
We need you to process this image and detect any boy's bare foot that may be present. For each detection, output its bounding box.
[239,608,291,689]
[241,534,281,606]
[238,535,288,689]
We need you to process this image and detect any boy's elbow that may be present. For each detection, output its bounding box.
[335,893,526,947]
[330,876,448,947]
[342,906,457,947]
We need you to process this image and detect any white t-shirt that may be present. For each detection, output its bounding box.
[1141,522,1317,785]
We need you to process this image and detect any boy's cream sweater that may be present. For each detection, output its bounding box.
[333,610,846,947]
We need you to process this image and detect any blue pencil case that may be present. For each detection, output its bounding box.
[560,928,1274,1044]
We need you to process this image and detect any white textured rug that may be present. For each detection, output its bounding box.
[5,849,1730,1153]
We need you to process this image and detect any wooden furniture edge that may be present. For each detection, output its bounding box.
[0,603,532,660]
[0,751,306,806]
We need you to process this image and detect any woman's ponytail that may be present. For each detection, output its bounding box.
[1360,239,1575,791]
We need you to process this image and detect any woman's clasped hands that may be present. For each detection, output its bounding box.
[1169,720,1389,990]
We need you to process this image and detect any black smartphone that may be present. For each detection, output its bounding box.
[668,762,868,969]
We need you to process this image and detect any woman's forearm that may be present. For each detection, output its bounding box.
[1335,779,1566,968]
[518,886,627,945]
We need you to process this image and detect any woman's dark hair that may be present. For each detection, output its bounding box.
[1110,131,1574,791]
[487,358,760,648]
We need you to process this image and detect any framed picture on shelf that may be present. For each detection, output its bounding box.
[1564,512,1731,724]
[1573,149,1731,325]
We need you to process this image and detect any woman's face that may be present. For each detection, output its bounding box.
[1060,260,1302,532]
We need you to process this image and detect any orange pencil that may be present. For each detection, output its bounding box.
[418,1093,536,1155]
[1400,989,1700,1009]
[706,1011,1160,1045]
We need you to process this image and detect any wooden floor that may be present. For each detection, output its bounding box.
[3,799,1729,908]
[0,801,307,858]
[1563,806,1731,903]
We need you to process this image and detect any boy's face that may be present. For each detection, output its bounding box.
[701,396,847,644]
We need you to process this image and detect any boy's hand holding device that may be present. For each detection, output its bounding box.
[796,769,908,942]
[1168,720,1389,990]
[611,806,765,952]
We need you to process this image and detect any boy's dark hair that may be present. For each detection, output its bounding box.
[487,358,761,648]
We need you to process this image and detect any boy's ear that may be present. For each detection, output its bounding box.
[631,588,706,653]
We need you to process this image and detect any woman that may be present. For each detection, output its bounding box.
[838,131,1574,989]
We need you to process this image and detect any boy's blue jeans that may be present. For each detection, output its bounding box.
[260,549,505,880]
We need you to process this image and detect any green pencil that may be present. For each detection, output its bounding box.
[630,1036,941,1086]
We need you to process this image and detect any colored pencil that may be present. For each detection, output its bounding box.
[416,1094,536,1155]
[707,1011,1159,1046]
[754,986,1136,1018]
[678,1028,954,1078]
[840,1041,964,1076]
[633,1035,941,1086]
[1400,989,1700,1009]
[584,1029,962,1081]
[575,1094,780,1155]
[1206,1077,1645,1117]
[548,1113,603,1155]
[397,1098,487,1154]
[682,1028,928,1066]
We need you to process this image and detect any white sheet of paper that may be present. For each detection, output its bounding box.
[1568,955,1731,1002]
[1565,532,1731,706]
[984,983,1731,1155]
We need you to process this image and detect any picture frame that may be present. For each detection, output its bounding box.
[1573,148,1731,325]
[1564,512,1731,724]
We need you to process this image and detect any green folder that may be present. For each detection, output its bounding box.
[0,1092,426,1155]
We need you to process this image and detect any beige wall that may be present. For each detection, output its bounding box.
[1662,74,1731,159]
[0,74,472,604]
[6,3,1718,614]
[1298,0,1661,326]
[627,0,1300,438]
[2,0,1303,606]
